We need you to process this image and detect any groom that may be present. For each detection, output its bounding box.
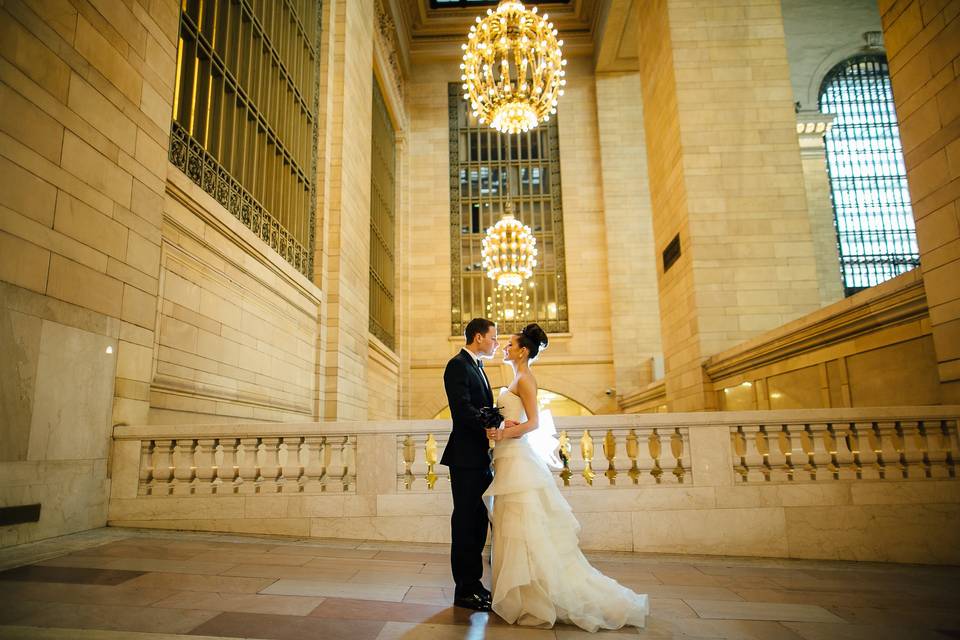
[440,317,498,612]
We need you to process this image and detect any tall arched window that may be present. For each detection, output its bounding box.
[819,55,918,296]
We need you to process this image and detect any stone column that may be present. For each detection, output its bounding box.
[796,111,844,306]
[314,0,375,420]
[635,0,823,411]
[880,0,960,403]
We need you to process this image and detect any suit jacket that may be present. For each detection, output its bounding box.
[440,349,494,468]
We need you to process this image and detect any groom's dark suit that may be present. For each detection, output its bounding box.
[441,349,494,598]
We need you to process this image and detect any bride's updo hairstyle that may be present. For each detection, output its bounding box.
[517,323,549,361]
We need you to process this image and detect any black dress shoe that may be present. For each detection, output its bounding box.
[453,592,492,611]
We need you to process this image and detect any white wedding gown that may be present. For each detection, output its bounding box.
[483,388,649,631]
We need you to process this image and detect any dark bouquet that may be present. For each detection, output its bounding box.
[480,405,504,449]
[478,405,504,429]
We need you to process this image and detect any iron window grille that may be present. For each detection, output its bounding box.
[170,0,321,278]
[370,77,396,351]
[820,55,919,297]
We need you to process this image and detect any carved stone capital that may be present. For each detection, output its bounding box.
[795,110,836,156]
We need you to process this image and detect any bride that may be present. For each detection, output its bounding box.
[483,323,649,632]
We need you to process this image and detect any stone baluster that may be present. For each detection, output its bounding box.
[216,438,237,494]
[740,426,767,482]
[650,428,665,483]
[776,425,796,481]
[558,430,572,486]
[425,434,439,490]
[921,420,951,478]
[890,422,908,478]
[754,427,772,481]
[670,428,687,483]
[764,426,788,481]
[731,427,748,482]
[341,436,356,492]
[626,429,640,484]
[194,438,216,494]
[821,425,840,479]
[580,430,596,486]
[320,436,332,491]
[935,419,959,477]
[236,437,259,494]
[841,423,865,479]
[799,425,819,480]
[281,437,303,493]
[258,437,281,493]
[897,421,930,478]
[172,439,196,495]
[401,435,416,490]
[829,424,857,480]
[138,440,154,496]
[303,436,324,492]
[872,422,901,479]
[853,422,881,480]
[150,439,175,495]
[325,436,343,491]
[602,430,617,485]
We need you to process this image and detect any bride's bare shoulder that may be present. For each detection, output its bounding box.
[516,372,538,395]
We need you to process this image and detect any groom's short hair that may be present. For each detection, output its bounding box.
[464,318,495,345]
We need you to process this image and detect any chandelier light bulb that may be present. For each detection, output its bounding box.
[459,0,567,135]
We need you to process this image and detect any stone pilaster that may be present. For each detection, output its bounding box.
[636,0,823,411]
[796,110,844,306]
[315,0,375,420]
[880,0,960,403]
[594,71,663,399]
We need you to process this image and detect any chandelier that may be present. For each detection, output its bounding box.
[481,205,538,287]
[460,0,567,134]
[486,284,532,322]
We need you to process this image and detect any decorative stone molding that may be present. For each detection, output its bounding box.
[863,30,884,50]
[375,0,405,105]
[620,379,667,413]
[795,110,835,157]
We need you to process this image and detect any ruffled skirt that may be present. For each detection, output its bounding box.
[483,437,649,632]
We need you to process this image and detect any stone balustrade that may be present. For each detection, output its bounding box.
[109,406,960,564]
[137,435,358,496]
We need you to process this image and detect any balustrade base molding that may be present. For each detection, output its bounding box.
[108,407,960,565]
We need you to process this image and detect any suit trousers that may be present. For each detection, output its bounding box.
[448,464,493,595]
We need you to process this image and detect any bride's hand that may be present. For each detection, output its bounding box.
[486,427,503,441]
[504,420,519,428]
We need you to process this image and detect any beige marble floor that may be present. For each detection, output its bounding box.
[0,528,958,639]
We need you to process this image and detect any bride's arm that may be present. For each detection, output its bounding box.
[500,376,539,439]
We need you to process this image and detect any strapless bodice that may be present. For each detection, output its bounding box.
[498,388,526,423]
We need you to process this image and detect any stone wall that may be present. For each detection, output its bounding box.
[0,0,176,545]
[0,0,358,547]
[880,0,960,404]
[706,270,941,409]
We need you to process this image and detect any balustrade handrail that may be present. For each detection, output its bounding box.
[113,405,960,440]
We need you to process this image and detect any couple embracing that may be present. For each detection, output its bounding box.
[440,317,649,632]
